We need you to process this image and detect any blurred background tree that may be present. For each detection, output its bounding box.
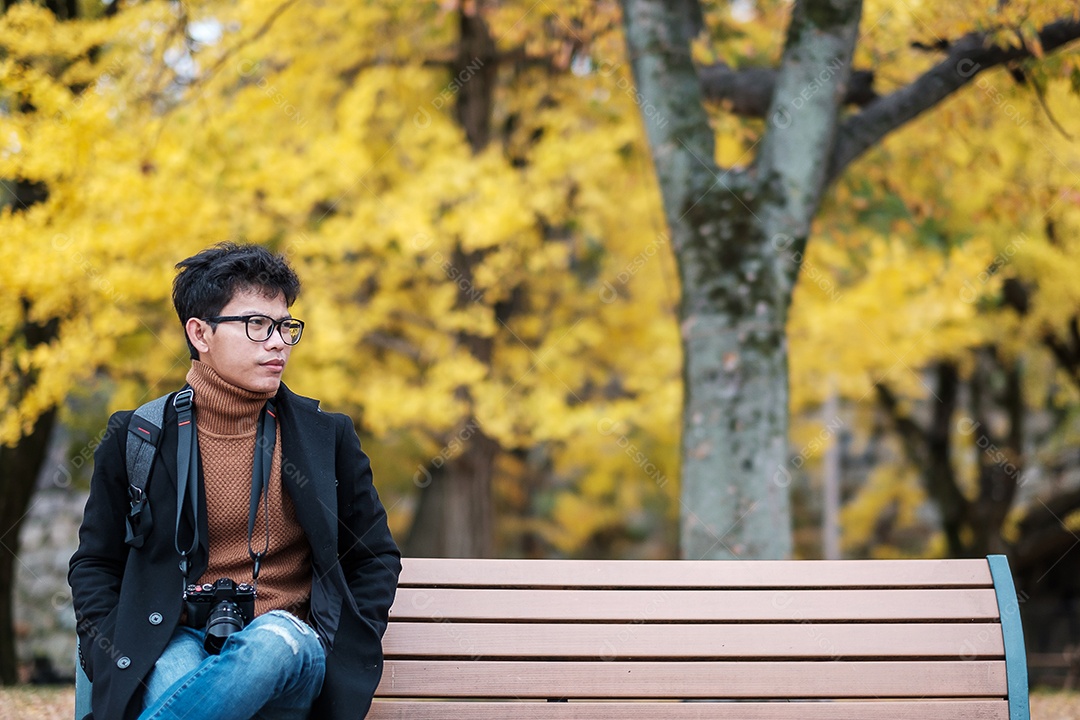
[1,0,1080,686]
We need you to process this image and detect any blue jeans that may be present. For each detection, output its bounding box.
[139,610,326,720]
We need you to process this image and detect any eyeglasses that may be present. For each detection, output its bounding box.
[202,315,305,345]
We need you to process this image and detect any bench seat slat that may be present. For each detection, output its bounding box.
[377,660,1007,698]
[398,558,994,588]
[391,588,1001,622]
[383,621,1005,659]
[368,700,1009,719]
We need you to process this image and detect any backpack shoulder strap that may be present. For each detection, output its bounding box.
[123,391,173,548]
[126,393,171,493]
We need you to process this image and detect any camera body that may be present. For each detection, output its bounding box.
[184,577,256,653]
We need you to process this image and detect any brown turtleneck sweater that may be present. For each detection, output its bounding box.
[187,361,312,620]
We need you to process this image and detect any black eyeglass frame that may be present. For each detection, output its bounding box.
[202,315,305,345]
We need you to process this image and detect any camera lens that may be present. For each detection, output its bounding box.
[203,600,245,654]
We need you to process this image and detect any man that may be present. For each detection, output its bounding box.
[69,243,401,719]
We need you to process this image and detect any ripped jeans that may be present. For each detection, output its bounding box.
[138,610,326,720]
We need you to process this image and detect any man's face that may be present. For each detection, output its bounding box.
[186,287,294,394]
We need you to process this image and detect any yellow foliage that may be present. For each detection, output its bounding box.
[4,0,1079,558]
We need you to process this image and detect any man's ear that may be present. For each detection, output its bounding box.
[185,318,211,355]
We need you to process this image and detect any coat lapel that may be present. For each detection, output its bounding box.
[276,385,338,560]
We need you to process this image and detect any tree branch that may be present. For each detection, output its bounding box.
[874,382,927,464]
[362,331,423,362]
[1013,486,1080,575]
[1001,277,1080,392]
[698,64,877,117]
[619,0,742,239]
[828,18,1080,184]
[752,0,862,267]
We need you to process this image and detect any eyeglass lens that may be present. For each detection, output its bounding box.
[246,316,303,344]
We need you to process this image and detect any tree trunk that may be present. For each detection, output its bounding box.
[404,428,498,557]
[620,0,861,559]
[676,199,794,559]
[404,8,501,558]
[0,202,60,684]
[0,408,57,685]
[822,384,841,559]
[878,363,968,555]
[967,350,1024,556]
[878,352,1033,558]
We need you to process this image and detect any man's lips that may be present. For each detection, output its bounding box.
[262,360,285,371]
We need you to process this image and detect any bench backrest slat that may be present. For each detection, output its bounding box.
[397,558,994,588]
[384,621,1005,658]
[391,587,1001,621]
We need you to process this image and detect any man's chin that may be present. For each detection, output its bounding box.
[244,377,282,395]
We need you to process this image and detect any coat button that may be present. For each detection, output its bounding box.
[117,656,131,669]
[149,612,163,625]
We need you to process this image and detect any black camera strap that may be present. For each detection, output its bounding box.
[247,398,277,584]
[172,389,277,585]
[173,387,199,578]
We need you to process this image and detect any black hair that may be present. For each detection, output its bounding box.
[173,242,301,360]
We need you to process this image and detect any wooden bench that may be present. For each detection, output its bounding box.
[368,555,1030,720]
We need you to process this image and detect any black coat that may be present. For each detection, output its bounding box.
[68,384,401,720]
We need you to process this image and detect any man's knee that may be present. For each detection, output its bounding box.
[247,611,323,667]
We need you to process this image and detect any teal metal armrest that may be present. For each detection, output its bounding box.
[988,554,1030,720]
[74,638,91,720]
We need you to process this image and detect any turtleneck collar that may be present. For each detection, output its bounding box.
[185,360,276,436]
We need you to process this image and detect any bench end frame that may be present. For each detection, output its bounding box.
[987,554,1030,720]
[74,639,91,720]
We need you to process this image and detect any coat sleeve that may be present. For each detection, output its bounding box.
[68,411,132,681]
[333,413,401,638]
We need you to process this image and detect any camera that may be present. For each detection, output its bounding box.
[184,577,256,654]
